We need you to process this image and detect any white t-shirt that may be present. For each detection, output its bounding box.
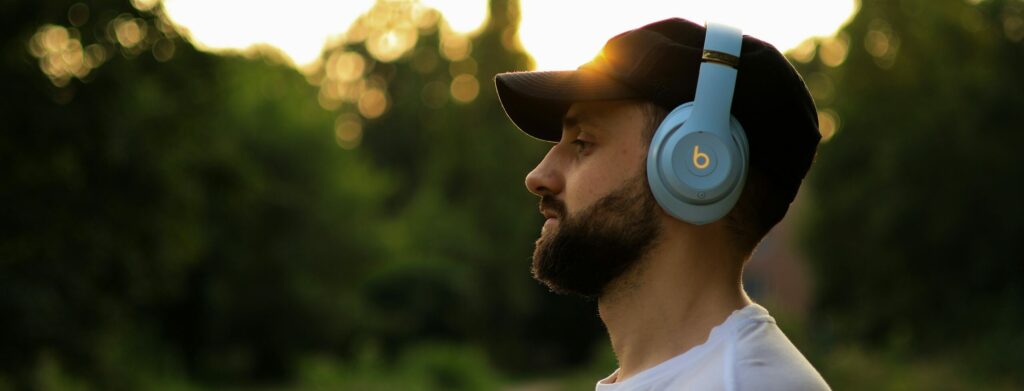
[595,303,830,391]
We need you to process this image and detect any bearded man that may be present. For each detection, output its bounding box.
[495,18,830,390]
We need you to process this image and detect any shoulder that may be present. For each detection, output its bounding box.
[728,306,831,391]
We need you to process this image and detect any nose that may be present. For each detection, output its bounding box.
[525,146,565,197]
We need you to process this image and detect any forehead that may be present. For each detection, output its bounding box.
[562,100,645,135]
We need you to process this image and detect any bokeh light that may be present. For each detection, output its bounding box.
[788,39,818,63]
[152,38,175,62]
[334,113,364,149]
[818,32,850,67]
[113,16,146,47]
[28,24,94,86]
[450,74,480,103]
[439,31,472,62]
[358,87,388,118]
[817,109,840,142]
[327,52,366,82]
[865,18,900,69]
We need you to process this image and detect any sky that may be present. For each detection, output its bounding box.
[153,0,858,70]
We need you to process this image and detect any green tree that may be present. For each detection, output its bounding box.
[799,0,1024,382]
[1,0,393,388]
[0,0,608,389]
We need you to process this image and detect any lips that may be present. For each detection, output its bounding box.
[540,207,561,231]
[538,196,566,233]
[542,217,559,232]
[539,196,566,219]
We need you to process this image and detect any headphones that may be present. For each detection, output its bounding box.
[646,22,748,225]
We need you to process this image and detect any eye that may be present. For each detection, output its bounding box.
[571,139,592,155]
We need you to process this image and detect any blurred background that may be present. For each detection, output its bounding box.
[1,0,1022,389]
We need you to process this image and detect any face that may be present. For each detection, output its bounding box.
[525,100,662,299]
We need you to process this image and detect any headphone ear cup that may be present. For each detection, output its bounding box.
[731,117,749,168]
[646,21,746,225]
[646,104,748,225]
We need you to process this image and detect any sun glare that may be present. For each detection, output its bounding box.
[160,0,370,65]
[156,0,487,66]
[70,0,858,146]
[153,0,855,70]
[518,0,859,70]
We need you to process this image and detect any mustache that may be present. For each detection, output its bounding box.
[540,196,567,219]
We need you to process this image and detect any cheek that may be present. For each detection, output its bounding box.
[563,139,648,213]
[564,162,624,213]
[564,176,600,214]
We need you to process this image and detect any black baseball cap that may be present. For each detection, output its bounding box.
[494,18,820,202]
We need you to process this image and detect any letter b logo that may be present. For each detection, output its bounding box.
[692,145,711,170]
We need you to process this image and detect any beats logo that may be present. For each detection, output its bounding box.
[692,145,711,170]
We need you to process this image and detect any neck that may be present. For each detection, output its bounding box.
[597,223,750,382]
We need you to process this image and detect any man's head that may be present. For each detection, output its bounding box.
[496,18,820,298]
[526,101,663,298]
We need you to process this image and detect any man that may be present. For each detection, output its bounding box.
[494,18,830,390]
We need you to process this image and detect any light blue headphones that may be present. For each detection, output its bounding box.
[646,22,748,225]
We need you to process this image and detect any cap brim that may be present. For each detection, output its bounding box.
[494,69,642,142]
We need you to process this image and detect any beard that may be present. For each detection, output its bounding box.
[531,175,662,299]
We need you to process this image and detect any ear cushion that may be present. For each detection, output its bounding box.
[646,102,749,225]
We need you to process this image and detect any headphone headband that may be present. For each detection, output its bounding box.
[688,23,742,137]
[702,22,743,59]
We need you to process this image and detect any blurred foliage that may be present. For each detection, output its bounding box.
[295,343,501,391]
[2,0,1023,389]
[796,0,1024,387]
[0,0,604,389]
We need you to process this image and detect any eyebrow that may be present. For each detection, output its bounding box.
[562,113,580,130]
[562,111,598,132]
